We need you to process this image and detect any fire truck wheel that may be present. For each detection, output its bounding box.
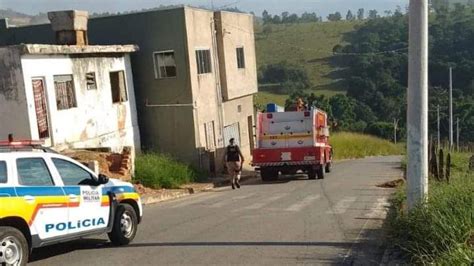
[308,169,317,180]
[261,168,278,182]
[325,163,332,173]
[317,165,325,179]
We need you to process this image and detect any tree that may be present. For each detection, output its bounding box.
[272,15,281,24]
[262,10,272,24]
[327,12,342,21]
[346,10,354,21]
[357,8,365,20]
[368,9,378,19]
[301,12,319,22]
[281,11,289,23]
[287,13,299,23]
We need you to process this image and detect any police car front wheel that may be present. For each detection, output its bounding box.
[0,226,28,266]
[108,204,138,246]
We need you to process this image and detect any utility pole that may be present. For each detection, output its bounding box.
[449,67,454,151]
[407,0,429,211]
[456,117,460,152]
[437,104,440,149]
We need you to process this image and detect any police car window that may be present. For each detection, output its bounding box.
[16,158,54,186]
[52,159,94,186]
[0,161,7,183]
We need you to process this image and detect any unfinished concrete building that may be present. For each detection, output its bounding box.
[0,7,258,174]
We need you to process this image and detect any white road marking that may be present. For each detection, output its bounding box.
[342,196,391,263]
[326,197,357,214]
[235,194,287,211]
[285,195,321,212]
[365,197,390,218]
[209,193,256,208]
[170,193,221,208]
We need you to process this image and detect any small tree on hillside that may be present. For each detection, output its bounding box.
[327,12,342,21]
[262,10,272,24]
[346,10,355,21]
[357,8,365,20]
[272,15,281,24]
[368,10,379,19]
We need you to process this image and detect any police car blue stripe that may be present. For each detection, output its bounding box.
[15,187,65,197]
[62,187,81,195]
[0,187,16,197]
[0,186,135,197]
[102,186,135,194]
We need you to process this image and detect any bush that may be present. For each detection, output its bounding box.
[258,62,311,89]
[389,153,474,264]
[366,122,394,140]
[134,153,206,189]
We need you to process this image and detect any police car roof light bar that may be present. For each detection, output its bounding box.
[0,136,56,153]
[0,140,45,146]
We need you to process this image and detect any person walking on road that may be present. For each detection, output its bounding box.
[224,138,244,189]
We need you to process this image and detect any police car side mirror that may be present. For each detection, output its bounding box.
[98,174,109,185]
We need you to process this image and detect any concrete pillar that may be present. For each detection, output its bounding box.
[407,0,429,210]
[47,10,89,45]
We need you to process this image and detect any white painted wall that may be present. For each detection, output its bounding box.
[20,53,140,153]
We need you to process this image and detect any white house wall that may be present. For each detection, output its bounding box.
[20,54,140,153]
[0,47,31,140]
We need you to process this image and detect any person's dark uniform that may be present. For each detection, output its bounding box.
[224,138,244,189]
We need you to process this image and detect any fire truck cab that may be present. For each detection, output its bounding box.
[252,105,332,181]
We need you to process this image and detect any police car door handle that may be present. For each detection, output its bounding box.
[24,195,35,203]
[69,194,80,202]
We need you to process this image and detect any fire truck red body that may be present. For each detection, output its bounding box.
[252,108,332,181]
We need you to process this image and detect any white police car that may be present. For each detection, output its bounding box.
[0,140,143,265]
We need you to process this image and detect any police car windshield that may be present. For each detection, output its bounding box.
[0,161,6,183]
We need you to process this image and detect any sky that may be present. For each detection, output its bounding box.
[0,0,409,17]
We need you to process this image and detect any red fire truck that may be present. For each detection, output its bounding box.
[252,107,332,181]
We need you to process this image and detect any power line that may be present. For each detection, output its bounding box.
[333,47,408,56]
[222,21,409,56]
[217,1,241,10]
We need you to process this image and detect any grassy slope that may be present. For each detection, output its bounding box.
[330,132,404,160]
[390,153,473,264]
[255,21,360,106]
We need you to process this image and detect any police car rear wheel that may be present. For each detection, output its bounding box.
[108,204,138,246]
[0,226,28,266]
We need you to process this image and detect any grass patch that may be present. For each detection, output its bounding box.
[389,153,474,264]
[256,21,359,95]
[134,153,206,189]
[330,132,404,160]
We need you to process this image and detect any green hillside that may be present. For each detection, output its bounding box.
[255,21,360,106]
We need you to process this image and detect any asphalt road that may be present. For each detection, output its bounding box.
[30,156,402,266]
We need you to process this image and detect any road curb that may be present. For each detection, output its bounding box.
[141,175,257,205]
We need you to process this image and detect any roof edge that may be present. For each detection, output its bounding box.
[18,44,139,55]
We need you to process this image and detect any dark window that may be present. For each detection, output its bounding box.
[236,47,245,69]
[110,71,128,103]
[16,158,54,186]
[154,51,177,78]
[52,158,94,186]
[0,161,7,183]
[196,49,212,74]
[86,72,97,90]
[54,75,77,110]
